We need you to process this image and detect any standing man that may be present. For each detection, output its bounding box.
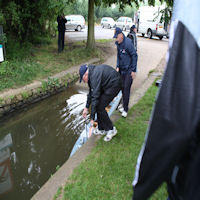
[114,27,138,117]
[127,25,137,52]
[80,64,121,142]
[57,14,67,53]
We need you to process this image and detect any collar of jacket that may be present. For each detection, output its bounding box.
[88,64,95,85]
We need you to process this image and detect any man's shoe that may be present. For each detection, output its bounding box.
[119,107,124,113]
[121,111,127,118]
[93,128,106,135]
[104,127,117,142]
[118,104,124,113]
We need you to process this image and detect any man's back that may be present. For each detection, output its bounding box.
[127,31,137,52]
[88,64,121,91]
[57,16,67,32]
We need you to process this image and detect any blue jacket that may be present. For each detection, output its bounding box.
[116,34,138,73]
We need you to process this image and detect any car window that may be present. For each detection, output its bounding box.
[70,16,84,21]
[117,18,122,22]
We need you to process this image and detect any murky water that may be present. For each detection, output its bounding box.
[0,85,88,200]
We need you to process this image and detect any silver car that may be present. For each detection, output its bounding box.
[101,17,116,29]
[115,17,133,31]
[65,15,85,31]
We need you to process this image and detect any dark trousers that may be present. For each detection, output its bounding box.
[121,72,133,112]
[97,86,121,131]
[58,31,65,52]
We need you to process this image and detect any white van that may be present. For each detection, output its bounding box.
[137,6,168,40]
[65,15,85,31]
[101,17,116,29]
[115,17,133,31]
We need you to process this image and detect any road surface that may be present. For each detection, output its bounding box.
[65,25,168,42]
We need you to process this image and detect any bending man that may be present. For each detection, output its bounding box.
[80,64,121,142]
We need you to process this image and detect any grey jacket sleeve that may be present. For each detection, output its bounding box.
[127,42,138,72]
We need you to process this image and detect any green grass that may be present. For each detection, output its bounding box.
[54,187,62,200]
[0,39,102,91]
[96,39,114,43]
[59,84,167,200]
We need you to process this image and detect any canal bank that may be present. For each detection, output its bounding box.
[0,58,100,118]
[31,55,166,200]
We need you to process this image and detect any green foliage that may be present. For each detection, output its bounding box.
[6,39,33,60]
[56,165,60,171]
[0,61,9,75]
[0,58,46,91]
[0,39,103,91]
[0,33,7,44]
[65,0,137,22]
[21,91,29,99]
[42,77,60,90]
[54,187,62,200]
[0,0,66,43]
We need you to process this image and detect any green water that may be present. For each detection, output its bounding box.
[0,85,88,200]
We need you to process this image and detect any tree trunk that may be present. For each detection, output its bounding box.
[86,0,95,49]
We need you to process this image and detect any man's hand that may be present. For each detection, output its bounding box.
[90,120,94,126]
[116,67,119,72]
[82,108,88,118]
[131,72,136,80]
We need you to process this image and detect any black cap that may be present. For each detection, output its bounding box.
[79,64,88,82]
[113,27,122,38]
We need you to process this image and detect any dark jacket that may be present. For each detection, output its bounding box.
[132,22,200,200]
[86,64,121,120]
[127,30,137,52]
[116,34,138,73]
[57,16,67,32]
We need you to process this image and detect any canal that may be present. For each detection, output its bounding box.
[0,85,89,200]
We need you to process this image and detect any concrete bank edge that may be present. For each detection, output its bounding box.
[0,58,100,118]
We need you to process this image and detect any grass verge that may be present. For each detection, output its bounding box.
[0,39,104,91]
[56,84,167,200]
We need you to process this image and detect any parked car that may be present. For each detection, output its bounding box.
[137,6,168,40]
[101,17,116,29]
[65,15,85,31]
[115,17,133,31]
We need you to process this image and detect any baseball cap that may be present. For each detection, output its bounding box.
[131,25,136,29]
[113,27,122,38]
[79,64,88,82]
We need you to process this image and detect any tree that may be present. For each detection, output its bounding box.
[0,0,66,43]
[87,0,95,49]
[86,0,173,49]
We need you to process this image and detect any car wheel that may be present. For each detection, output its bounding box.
[76,25,81,32]
[159,36,163,40]
[147,29,152,39]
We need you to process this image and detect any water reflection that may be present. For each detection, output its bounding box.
[0,86,87,200]
[0,134,13,196]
